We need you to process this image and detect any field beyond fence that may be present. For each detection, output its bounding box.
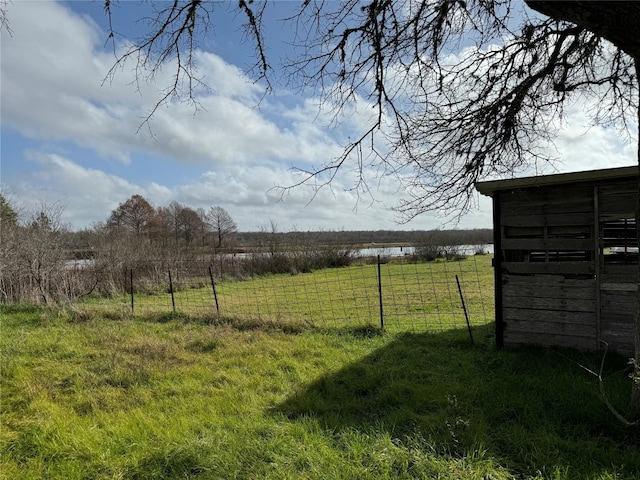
[76,254,494,334]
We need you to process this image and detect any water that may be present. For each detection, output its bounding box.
[357,244,493,258]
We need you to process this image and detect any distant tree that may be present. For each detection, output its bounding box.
[18,203,69,304]
[414,230,465,262]
[107,194,156,237]
[30,211,52,231]
[155,205,174,245]
[178,206,205,246]
[196,207,208,247]
[0,193,20,302]
[0,193,18,228]
[207,206,237,249]
[163,201,185,244]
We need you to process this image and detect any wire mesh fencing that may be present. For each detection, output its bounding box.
[75,253,494,334]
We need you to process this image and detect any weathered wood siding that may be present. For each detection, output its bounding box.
[502,274,597,349]
[598,179,637,354]
[497,176,637,354]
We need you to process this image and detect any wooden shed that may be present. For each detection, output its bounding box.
[476,166,638,354]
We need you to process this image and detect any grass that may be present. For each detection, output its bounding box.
[77,255,494,334]
[1,303,639,479]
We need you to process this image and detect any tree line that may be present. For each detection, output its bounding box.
[0,193,238,304]
[2,192,492,256]
[235,229,492,251]
[0,192,492,306]
[103,194,238,250]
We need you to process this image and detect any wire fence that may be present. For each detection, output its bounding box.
[76,254,494,334]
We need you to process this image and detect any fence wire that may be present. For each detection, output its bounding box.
[75,254,494,333]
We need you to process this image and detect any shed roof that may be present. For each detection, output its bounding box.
[475,165,638,197]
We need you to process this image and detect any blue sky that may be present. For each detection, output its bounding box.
[1,1,637,232]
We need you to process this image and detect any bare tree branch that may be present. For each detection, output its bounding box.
[277,2,637,222]
[102,0,272,129]
[561,343,639,427]
[0,0,12,36]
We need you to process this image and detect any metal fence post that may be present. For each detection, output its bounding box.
[209,265,220,314]
[130,269,134,314]
[168,270,176,313]
[455,274,474,345]
[377,255,384,332]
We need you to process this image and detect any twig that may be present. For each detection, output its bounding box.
[559,342,639,427]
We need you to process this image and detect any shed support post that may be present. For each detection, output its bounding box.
[594,186,602,350]
[493,193,504,349]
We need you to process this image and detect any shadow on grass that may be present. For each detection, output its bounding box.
[275,324,640,478]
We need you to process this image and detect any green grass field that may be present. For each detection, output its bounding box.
[1,257,639,479]
[76,255,494,334]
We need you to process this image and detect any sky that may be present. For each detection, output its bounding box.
[1,1,637,233]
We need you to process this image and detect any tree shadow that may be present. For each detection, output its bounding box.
[274,324,639,478]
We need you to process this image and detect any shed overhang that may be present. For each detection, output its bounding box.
[475,165,638,197]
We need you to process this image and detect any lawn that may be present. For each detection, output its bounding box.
[1,303,639,479]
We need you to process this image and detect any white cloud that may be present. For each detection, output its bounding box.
[550,101,637,173]
[9,151,141,226]
[0,1,342,168]
[4,150,492,232]
[1,1,635,235]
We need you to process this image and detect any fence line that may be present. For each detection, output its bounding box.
[74,254,494,333]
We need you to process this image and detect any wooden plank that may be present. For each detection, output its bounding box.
[601,312,636,324]
[477,167,636,197]
[601,263,638,277]
[503,296,596,312]
[600,317,634,330]
[501,213,593,228]
[548,225,593,236]
[500,185,594,205]
[599,271,639,284]
[505,318,596,336]
[501,198,593,216]
[600,212,637,221]
[601,292,636,316]
[601,291,636,303]
[601,304,634,317]
[601,323,634,336]
[504,331,598,350]
[598,180,636,195]
[600,282,638,292]
[504,225,596,240]
[502,274,594,288]
[598,184,637,217]
[503,307,596,324]
[503,226,544,238]
[502,262,595,275]
[501,238,593,250]
[599,323,634,355]
[503,283,595,301]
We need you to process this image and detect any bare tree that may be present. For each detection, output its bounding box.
[156,201,207,247]
[100,2,638,213]
[196,207,208,248]
[178,205,205,246]
[99,0,640,415]
[168,201,185,244]
[107,194,157,237]
[0,0,10,36]
[206,206,237,249]
[18,203,69,304]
